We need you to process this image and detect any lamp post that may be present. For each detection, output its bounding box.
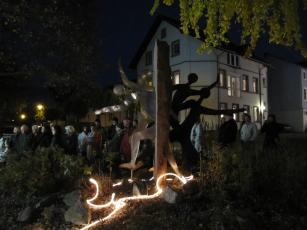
[35,103,45,121]
[20,113,27,120]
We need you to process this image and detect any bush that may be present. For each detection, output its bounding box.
[0,147,85,198]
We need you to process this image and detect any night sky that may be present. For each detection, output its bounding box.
[91,1,305,87]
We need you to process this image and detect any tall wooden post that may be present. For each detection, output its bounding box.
[154,40,172,181]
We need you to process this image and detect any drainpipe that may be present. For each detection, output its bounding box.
[215,50,225,127]
[258,64,266,125]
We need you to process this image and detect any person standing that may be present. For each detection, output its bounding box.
[17,124,31,155]
[94,119,106,154]
[38,124,52,148]
[261,114,283,149]
[78,126,89,156]
[86,125,102,162]
[218,113,238,147]
[50,125,64,149]
[240,114,258,150]
[30,125,42,151]
[108,117,120,141]
[119,118,132,162]
[64,125,78,155]
[190,117,204,153]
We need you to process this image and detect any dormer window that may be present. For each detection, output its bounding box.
[227,53,240,67]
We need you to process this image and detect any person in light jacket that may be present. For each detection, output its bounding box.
[240,114,257,144]
[190,117,204,153]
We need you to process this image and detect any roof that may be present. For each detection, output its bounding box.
[298,60,307,69]
[129,15,266,69]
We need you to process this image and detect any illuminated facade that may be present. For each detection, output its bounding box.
[130,16,268,129]
[266,55,307,132]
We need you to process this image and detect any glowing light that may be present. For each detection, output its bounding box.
[131,92,137,100]
[95,110,101,115]
[36,104,44,111]
[112,181,123,187]
[80,173,193,230]
[128,178,134,183]
[260,104,266,112]
[20,114,26,120]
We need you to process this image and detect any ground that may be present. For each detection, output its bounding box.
[1,133,307,230]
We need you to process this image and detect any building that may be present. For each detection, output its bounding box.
[129,16,268,129]
[265,55,307,132]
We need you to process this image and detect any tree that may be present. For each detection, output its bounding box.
[0,0,103,121]
[151,0,307,57]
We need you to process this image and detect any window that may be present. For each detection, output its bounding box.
[220,103,227,118]
[232,104,239,121]
[227,75,241,97]
[219,69,227,88]
[161,28,166,39]
[304,88,307,101]
[303,71,306,80]
[242,75,249,92]
[252,77,259,93]
[243,105,250,114]
[171,70,180,85]
[253,106,260,122]
[262,78,266,88]
[227,53,239,67]
[171,40,180,57]
[145,51,152,66]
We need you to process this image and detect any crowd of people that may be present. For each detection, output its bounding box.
[190,113,284,155]
[0,113,284,172]
[0,117,140,165]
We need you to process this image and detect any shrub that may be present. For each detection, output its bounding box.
[0,147,85,198]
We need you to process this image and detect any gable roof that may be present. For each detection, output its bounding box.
[129,15,264,69]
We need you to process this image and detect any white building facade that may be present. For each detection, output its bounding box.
[266,56,307,132]
[130,16,268,129]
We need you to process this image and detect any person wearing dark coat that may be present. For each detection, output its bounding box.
[38,124,52,148]
[50,125,65,149]
[218,113,238,147]
[16,124,32,155]
[64,125,78,155]
[30,125,42,151]
[261,114,283,149]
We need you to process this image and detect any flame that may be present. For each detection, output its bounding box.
[80,173,193,230]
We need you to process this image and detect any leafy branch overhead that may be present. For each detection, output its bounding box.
[151,0,307,57]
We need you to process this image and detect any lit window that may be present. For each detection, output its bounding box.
[227,75,241,97]
[243,105,250,114]
[232,104,239,121]
[220,103,227,118]
[145,51,152,66]
[242,75,249,92]
[161,28,166,39]
[171,70,180,85]
[252,77,259,93]
[253,106,260,122]
[219,69,227,88]
[171,40,180,57]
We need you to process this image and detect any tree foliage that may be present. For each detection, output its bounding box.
[0,0,103,120]
[151,0,307,57]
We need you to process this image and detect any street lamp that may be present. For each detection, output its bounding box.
[20,114,26,120]
[36,104,44,111]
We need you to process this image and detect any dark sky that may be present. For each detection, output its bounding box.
[90,1,305,87]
